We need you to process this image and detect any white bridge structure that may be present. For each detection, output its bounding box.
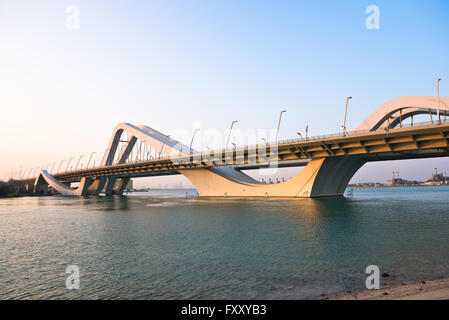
[19,96,449,198]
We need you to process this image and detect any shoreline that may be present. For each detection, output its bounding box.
[331,276,449,300]
[348,184,449,189]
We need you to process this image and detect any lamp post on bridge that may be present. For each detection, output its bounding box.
[226,120,238,149]
[139,141,147,162]
[75,155,84,170]
[86,152,96,168]
[190,129,200,155]
[65,157,74,172]
[262,138,268,146]
[275,110,287,144]
[342,97,352,135]
[101,148,110,166]
[57,160,65,173]
[437,78,442,124]
[50,161,58,174]
[297,132,302,140]
[160,135,170,158]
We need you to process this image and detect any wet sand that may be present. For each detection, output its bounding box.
[332,277,449,300]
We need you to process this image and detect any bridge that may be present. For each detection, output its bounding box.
[14,95,449,198]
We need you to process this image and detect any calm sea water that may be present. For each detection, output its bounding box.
[1,187,449,299]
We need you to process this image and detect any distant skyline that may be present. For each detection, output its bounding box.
[1,0,448,187]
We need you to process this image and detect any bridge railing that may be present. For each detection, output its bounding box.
[164,119,439,161]
[80,119,444,168]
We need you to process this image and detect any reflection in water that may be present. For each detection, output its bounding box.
[1,187,449,299]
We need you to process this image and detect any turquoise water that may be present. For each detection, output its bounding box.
[1,187,449,299]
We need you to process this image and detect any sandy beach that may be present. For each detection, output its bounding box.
[332,277,449,300]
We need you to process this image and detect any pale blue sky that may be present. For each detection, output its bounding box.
[1,0,448,186]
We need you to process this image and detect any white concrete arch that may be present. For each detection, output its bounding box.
[355,96,449,131]
[102,123,192,166]
[102,122,261,186]
[34,170,92,196]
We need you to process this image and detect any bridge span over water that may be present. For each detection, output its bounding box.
[17,95,449,198]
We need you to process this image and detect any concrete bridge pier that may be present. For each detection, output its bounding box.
[87,177,108,195]
[310,156,367,197]
[104,176,118,196]
[34,174,49,195]
[113,177,131,195]
[180,156,366,198]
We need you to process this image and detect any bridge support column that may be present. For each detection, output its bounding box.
[75,177,93,196]
[310,156,366,197]
[180,156,366,198]
[87,177,107,195]
[104,176,118,196]
[34,174,49,195]
[113,177,131,195]
[26,183,35,193]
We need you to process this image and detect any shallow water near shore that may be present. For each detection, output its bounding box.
[1,186,449,299]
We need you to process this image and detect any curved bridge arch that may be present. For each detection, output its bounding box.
[34,170,92,196]
[356,96,449,131]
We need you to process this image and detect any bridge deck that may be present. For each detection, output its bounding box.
[19,122,449,184]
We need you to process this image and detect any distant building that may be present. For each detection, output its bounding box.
[424,168,449,185]
[386,171,420,186]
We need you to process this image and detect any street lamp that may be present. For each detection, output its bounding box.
[50,161,58,173]
[160,135,170,158]
[437,78,442,124]
[190,129,200,154]
[139,141,147,162]
[86,152,96,168]
[65,157,74,172]
[26,168,33,179]
[342,96,352,135]
[232,142,237,150]
[305,125,309,140]
[101,148,110,166]
[261,138,268,145]
[75,155,84,170]
[297,132,302,139]
[275,110,287,143]
[57,160,65,173]
[226,120,238,149]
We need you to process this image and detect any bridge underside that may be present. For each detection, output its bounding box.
[30,147,449,198]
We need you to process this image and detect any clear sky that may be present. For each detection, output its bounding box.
[1,0,448,187]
